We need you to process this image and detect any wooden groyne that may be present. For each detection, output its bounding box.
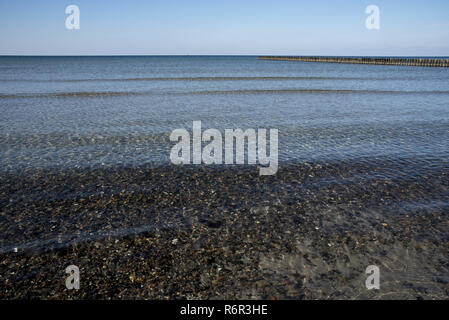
[258,56,449,68]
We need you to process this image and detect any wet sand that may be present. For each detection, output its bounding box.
[0,160,448,299]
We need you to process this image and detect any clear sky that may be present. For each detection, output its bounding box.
[0,0,448,56]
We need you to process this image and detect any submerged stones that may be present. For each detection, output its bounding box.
[0,159,448,299]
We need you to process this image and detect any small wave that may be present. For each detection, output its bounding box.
[0,91,146,99]
[2,88,448,99]
[183,89,449,95]
[0,76,401,82]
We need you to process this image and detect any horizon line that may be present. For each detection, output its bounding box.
[1,54,449,58]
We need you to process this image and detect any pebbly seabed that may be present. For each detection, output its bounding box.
[0,159,448,299]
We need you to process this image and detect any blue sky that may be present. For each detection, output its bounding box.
[0,0,448,55]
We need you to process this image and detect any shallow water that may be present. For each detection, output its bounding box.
[0,56,448,251]
[1,56,449,169]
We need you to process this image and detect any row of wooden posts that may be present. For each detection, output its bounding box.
[258,56,449,68]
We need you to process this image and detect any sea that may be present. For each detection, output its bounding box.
[0,56,448,251]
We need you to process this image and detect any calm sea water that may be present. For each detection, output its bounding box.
[0,56,448,252]
[1,56,448,171]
